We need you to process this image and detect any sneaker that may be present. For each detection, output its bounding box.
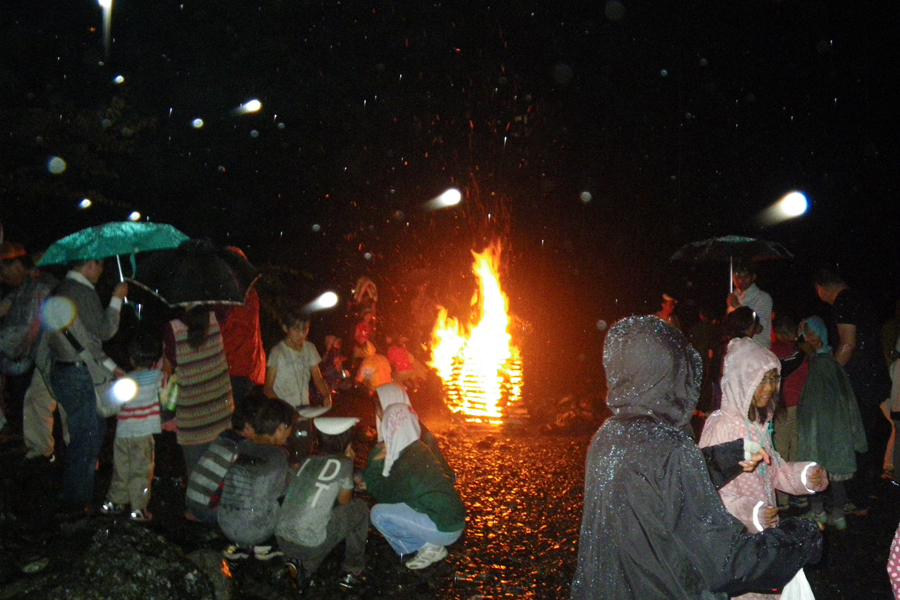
[100,501,125,515]
[337,571,366,590]
[803,510,828,525]
[405,543,448,570]
[129,509,152,522]
[844,501,870,516]
[788,496,809,508]
[223,545,251,560]
[283,562,309,593]
[828,516,847,530]
[253,545,283,561]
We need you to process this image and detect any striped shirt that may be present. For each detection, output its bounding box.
[116,368,163,438]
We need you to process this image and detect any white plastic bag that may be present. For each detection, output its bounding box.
[781,568,815,600]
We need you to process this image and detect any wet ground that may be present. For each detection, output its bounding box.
[2,394,899,599]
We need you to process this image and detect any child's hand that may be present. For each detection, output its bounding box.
[807,466,825,490]
[354,474,367,491]
[761,505,780,529]
[739,449,771,473]
[372,447,386,461]
[161,419,178,432]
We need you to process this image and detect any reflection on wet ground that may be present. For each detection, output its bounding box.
[2,421,900,599]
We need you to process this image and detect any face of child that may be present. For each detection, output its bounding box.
[284,321,310,346]
[272,423,292,446]
[753,369,780,409]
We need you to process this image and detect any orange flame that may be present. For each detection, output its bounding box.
[429,243,523,423]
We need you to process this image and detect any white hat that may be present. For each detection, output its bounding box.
[297,406,331,419]
[314,417,359,435]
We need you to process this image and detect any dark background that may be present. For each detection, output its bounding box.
[3,0,900,405]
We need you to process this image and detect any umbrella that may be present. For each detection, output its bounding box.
[670,235,793,291]
[126,239,260,307]
[38,222,190,278]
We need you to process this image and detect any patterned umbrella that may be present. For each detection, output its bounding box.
[670,235,793,291]
[38,222,189,266]
[127,239,260,307]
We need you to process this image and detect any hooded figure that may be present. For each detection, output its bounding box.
[795,317,867,528]
[571,316,823,600]
[701,338,827,533]
[699,337,828,600]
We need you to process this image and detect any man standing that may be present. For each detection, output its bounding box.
[815,269,890,487]
[0,241,63,461]
[654,293,681,330]
[727,263,772,348]
[45,259,127,518]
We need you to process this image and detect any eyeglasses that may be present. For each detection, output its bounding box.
[761,375,781,385]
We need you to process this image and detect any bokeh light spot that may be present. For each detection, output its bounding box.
[47,156,67,174]
[112,378,138,403]
[780,191,808,216]
[580,191,592,204]
[192,118,204,129]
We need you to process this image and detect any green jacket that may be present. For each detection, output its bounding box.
[363,441,466,533]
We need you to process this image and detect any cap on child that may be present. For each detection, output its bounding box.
[314,417,359,435]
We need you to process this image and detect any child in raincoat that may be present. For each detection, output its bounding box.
[700,336,828,600]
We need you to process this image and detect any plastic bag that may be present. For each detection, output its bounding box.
[781,568,815,600]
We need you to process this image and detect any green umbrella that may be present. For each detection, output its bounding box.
[38,222,189,271]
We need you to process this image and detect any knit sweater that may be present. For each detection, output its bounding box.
[167,313,233,445]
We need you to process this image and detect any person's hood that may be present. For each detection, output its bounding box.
[720,337,781,420]
[603,315,702,429]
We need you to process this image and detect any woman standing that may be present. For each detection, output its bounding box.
[163,307,234,477]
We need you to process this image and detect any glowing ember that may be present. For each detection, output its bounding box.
[429,243,524,424]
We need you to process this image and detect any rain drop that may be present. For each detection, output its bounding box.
[113,75,125,84]
[217,166,226,172]
[101,119,112,128]
[604,0,625,21]
[596,320,608,331]
[47,156,67,174]
[312,224,321,232]
[364,252,372,260]
[192,118,204,128]
[277,122,285,129]
[250,130,259,138]
[79,199,92,209]
[580,191,592,204]
[660,69,668,77]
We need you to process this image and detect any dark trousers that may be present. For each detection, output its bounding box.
[50,364,105,506]
[277,498,369,575]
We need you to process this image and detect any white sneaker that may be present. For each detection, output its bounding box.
[405,544,448,570]
[253,545,284,561]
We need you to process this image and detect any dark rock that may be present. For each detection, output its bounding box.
[0,520,215,600]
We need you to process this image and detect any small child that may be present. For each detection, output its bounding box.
[100,333,164,522]
[320,335,348,393]
[265,307,332,408]
[184,389,266,523]
[770,315,810,507]
[386,334,428,390]
[276,417,369,591]
[219,396,297,560]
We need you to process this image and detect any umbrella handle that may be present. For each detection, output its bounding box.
[729,256,733,294]
[115,255,129,305]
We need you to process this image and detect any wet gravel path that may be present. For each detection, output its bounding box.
[3,424,900,599]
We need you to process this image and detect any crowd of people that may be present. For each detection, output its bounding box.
[6,228,900,598]
[0,236,462,593]
[573,263,900,599]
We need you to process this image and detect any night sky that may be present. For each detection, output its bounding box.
[3,1,900,397]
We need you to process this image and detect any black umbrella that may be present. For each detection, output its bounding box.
[126,239,260,307]
[670,235,793,291]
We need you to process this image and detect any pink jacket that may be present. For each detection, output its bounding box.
[699,337,826,534]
